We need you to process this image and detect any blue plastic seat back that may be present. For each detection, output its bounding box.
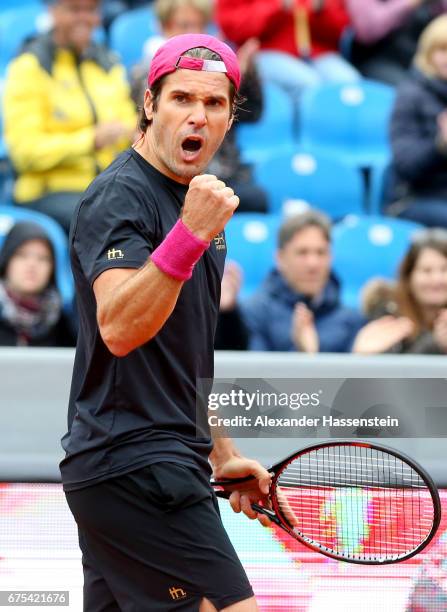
[224,213,281,298]
[332,215,424,308]
[300,80,395,166]
[253,149,364,219]
[0,0,40,7]
[109,6,159,71]
[0,3,48,74]
[0,205,73,310]
[0,3,105,75]
[236,83,295,164]
[369,161,393,215]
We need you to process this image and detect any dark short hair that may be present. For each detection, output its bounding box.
[138,46,242,132]
[278,210,332,250]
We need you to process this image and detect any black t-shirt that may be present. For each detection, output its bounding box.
[60,148,226,491]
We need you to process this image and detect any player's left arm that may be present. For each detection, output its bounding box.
[210,437,271,525]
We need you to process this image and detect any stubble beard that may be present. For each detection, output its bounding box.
[152,124,222,183]
[165,146,213,184]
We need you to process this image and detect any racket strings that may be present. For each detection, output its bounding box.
[274,445,434,562]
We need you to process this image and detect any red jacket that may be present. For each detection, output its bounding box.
[215,0,350,58]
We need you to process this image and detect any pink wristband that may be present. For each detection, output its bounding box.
[150,219,210,281]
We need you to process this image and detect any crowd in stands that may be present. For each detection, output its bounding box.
[0,0,447,357]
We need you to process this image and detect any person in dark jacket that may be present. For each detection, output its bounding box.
[0,222,74,347]
[242,210,364,352]
[214,261,248,350]
[348,0,447,85]
[353,228,447,354]
[388,14,447,226]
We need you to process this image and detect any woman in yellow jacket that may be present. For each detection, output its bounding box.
[3,0,137,233]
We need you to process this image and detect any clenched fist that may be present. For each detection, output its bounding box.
[181,174,239,242]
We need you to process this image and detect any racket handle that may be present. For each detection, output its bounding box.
[251,502,282,527]
[211,475,254,487]
[214,491,282,527]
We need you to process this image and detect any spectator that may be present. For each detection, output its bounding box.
[242,210,365,352]
[215,261,249,350]
[360,277,399,319]
[138,0,214,68]
[215,0,359,104]
[131,0,268,213]
[0,222,75,347]
[353,228,447,354]
[102,0,151,31]
[3,0,137,234]
[347,0,447,85]
[388,14,447,227]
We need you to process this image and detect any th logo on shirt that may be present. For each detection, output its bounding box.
[213,233,226,251]
[107,248,124,260]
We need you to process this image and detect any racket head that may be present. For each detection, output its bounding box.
[269,440,441,564]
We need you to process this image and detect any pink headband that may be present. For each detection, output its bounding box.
[148,33,241,90]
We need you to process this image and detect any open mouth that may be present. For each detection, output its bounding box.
[181,136,203,153]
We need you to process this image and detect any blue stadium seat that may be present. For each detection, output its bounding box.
[369,161,392,215]
[253,149,364,219]
[0,205,73,310]
[332,215,423,308]
[0,3,48,75]
[236,83,296,164]
[0,0,40,7]
[224,213,281,298]
[109,6,159,71]
[0,3,105,74]
[299,80,395,168]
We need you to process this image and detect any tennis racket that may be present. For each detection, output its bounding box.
[211,440,441,564]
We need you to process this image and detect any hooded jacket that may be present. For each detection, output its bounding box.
[3,33,136,203]
[0,221,54,279]
[242,269,364,352]
[0,221,74,346]
[351,1,446,73]
[390,68,447,200]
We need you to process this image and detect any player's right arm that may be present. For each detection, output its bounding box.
[94,174,238,357]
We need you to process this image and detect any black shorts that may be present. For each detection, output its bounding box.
[65,463,254,611]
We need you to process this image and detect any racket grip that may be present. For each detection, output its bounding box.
[211,475,254,487]
[251,502,282,526]
[214,491,282,527]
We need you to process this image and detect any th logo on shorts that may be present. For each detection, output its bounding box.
[169,587,187,601]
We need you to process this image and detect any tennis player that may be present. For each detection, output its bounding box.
[60,34,271,611]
